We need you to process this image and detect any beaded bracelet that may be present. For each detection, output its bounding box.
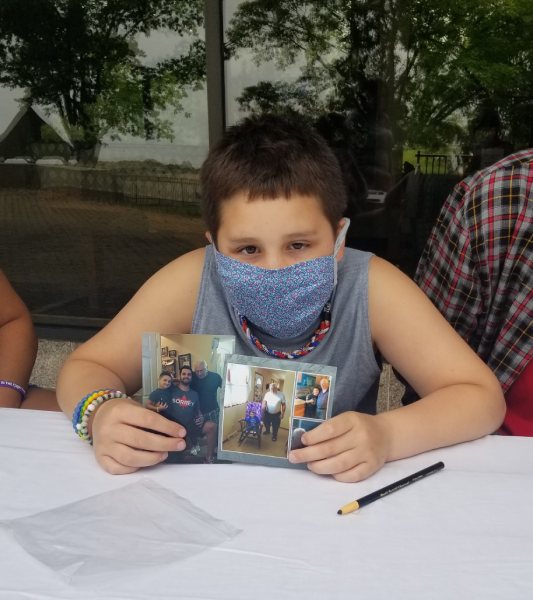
[72,389,128,445]
[0,380,27,400]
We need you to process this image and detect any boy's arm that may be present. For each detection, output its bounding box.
[290,257,505,482]
[368,257,504,457]
[56,248,205,473]
[0,271,38,408]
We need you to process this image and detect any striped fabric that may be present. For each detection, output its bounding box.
[415,149,533,392]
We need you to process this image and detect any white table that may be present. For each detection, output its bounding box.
[1,407,532,600]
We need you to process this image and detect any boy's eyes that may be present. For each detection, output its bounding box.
[290,242,308,250]
[236,242,309,255]
[238,245,258,255]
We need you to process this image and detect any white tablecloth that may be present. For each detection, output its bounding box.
[1,407,532,599]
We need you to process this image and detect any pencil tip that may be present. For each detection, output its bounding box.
[337,509,342,515]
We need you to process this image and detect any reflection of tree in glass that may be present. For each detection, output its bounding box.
[227,0,533,161]
[0,0,205,160]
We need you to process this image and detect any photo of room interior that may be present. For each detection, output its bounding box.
[221,364,296,459]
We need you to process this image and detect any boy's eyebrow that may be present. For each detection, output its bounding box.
[281,230,321,239]
[227,231,320,243]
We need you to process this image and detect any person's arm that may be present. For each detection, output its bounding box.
[146,401,168,413]
[56,248,205,474]
[289,257,505,482]
[0,271,38,408]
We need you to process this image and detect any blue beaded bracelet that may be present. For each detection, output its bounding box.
[0,380,27,399]
[72,389,128,444]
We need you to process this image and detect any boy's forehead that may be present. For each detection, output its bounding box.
[218,191,331,229]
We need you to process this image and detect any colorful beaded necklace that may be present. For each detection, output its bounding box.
[238,302,332,360]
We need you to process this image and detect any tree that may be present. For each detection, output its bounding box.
[0,0,205,158]
[227,0,533,165]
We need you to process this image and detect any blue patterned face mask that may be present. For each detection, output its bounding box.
[214,219,350,339]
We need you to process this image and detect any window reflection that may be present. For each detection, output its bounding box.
[0,1,208,320]
[1,0,531,324]
[224,0,532,273]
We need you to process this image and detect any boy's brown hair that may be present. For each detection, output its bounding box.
[200,113,347,236]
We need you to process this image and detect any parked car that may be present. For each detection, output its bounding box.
[365,189,387,205]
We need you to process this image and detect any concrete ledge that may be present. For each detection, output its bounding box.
[30,339,80,389]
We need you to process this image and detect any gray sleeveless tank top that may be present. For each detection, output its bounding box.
[192,246,381,415]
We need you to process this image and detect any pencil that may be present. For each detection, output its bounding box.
[337,461,445,515]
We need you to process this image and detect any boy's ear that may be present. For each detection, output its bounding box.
[336,217,348,237]
[335,218,348,261]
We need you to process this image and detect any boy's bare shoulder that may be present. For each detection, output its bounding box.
[367,254,412,289]
[367,255,437,332]
[158,246,206,275]
[143,247,207,290]
[105,247,208,334]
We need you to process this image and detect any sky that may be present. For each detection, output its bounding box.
[0,1,301,167]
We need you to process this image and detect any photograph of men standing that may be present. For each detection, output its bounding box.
[192,360,222,420]
[262,383,286,442]
[191,360,222,463]
[159,366,203,452]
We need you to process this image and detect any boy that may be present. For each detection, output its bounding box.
[147,371,173,406]
[57,114,504,481]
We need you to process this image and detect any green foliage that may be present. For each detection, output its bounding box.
[227,0,533,153]
[0,0,206,149]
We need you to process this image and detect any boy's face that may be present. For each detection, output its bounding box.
[159,375,172,389]
[214,192,345,269]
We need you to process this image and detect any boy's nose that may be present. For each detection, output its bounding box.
[260,252,289,270]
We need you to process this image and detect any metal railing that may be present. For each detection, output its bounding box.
[415,151,472,175]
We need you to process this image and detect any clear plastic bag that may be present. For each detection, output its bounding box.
[0,478,241,584]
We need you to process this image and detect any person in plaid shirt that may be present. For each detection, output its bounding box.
[413,149,533,435]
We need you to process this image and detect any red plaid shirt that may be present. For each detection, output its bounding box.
[415,149,533,393]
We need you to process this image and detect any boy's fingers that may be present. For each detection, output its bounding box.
[289,433,354,464]
[105,443,170,470]
[332,462,376,483]
[98,455,140,475]
[111,402,186,438]
[300,415,353,446]
[116,424,186,452]
[303,449,361,476]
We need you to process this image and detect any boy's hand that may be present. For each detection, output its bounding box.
[288,412,391,482]
[91,397,187,474]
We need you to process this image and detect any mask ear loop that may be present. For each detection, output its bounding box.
[333,218,350,286]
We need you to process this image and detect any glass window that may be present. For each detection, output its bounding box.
[223,0,532,274]
[0,1,208,326]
